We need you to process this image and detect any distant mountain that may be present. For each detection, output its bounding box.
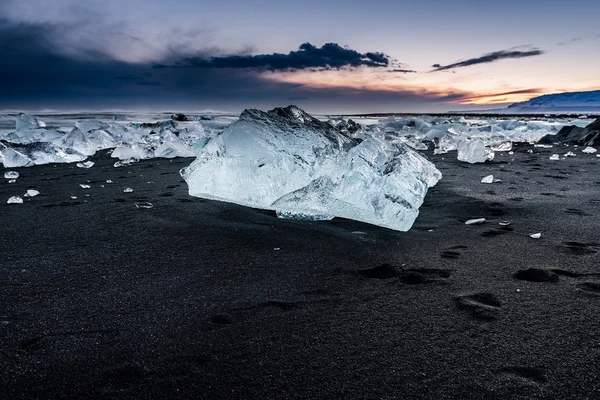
[506,90,600,113]
[455,90,600,115]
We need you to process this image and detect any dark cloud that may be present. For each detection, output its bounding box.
[0,17,474,113]
[431,48,544,72]
[461,88,545,100]
[388,69,417,73]
[557,37,583,46]
[158,42,392,71]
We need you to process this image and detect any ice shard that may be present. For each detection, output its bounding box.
[457,140,495,164]
[181,106,441,231]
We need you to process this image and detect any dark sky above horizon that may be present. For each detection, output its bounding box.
[1,0,599,113]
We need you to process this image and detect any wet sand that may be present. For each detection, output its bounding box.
[1,144,600,399]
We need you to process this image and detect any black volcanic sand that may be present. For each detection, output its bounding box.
[1,144,600,399]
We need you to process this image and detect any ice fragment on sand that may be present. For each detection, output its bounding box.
[24,189,39,197]
[71,196,78,199]
[582,147,597,154]
[534,144,553,148]
[549,154,560,161]
[4,171,19,179]
[79,184,91,189]
[123,187,133,193]
[7,196,23,204]
[135,202,153,209]
[8,179,16,184]
[499,221,510,226]
[114,159,138,168]
[457,140,494,163]
[530,233,542,239]
[491,142,512,152]
[106,180,113,183]
[481,175,494,184]
[181,106,441,231]
[465,218,486,225]
[564,151,576,157]
[76,161,95,168]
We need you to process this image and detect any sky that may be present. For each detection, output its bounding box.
[0,0,599,113]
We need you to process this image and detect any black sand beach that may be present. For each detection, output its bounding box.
[2,144,600,399]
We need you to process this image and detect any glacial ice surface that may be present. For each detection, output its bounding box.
[181,106,442,231]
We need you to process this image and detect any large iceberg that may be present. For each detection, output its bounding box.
[181,106,441,231]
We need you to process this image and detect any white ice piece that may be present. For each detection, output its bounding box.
[4,171,19,179]
[123,187,133,193]
[465,218,486,225]
[457,140,494,163]
[79,184,91,189]
[481,175,494,184]
[582,147,597,154]
[181,106,441,231]
[530,233,542,239]
[549,154,560,161]
[24,189,39,197]
[135,202,153,209]
[564,151,576,157]
[7,196,23,204]
[76,161,95,168]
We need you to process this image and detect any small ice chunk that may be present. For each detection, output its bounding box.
[135,202,153,209]
[530,233,542,239]
[7,196,23,204]
[71,196,78,199]
[79,184,91,189]
[481,175,494,184]
[4,171,19,179]
[106,180,113,183]
[491,142,512,152]
[582,147,597,154]
[499,221,510,226]
[549,154,560,161]
[534,144,553,148]
[465,218,486,225]
[508,151,514,155]
[76,161,95,168]
[123,187,133,193]
[564,151,576,157]
[113,158,138,168]
[8,179,16,184]
[457,140,494,163]
[527,149,534,153]
[24,189,39,197]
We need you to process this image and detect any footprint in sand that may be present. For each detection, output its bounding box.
[358,264,451,283]
[576,282,600,295]
[481,226,513,237]
[496,366,547,385]
[455,292,502,321]
[513,269,559,283]
[559,242,599,255]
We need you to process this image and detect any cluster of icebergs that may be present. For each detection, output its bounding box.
[2,108,595,231]
[353,115,588,163]
[0,114,213,168]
